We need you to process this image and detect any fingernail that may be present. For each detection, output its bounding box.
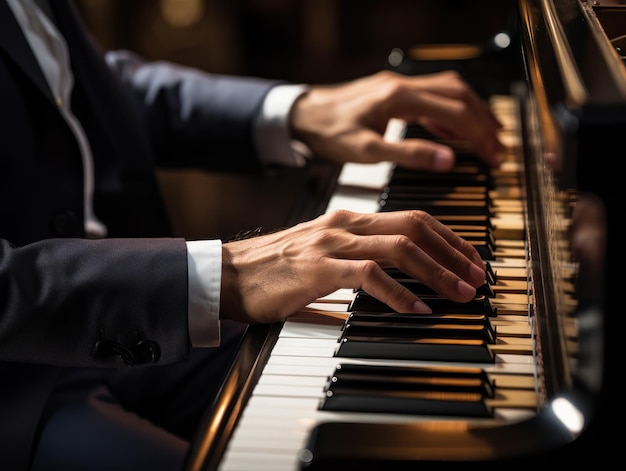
[432,148,454,171]
[412,299,432,314]
[457,280,477,299]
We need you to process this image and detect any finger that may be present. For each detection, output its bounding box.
[356,130,457,171]
[330,210,485,273]
[421,215,486,271]
[385,88,505,167]
[316,222,484,302]
[344,233,482,302]
[405,72,503,129]
[400,231,486,292]
[419,118,505,169]
[323,258,433,313]
[324,211,485,288]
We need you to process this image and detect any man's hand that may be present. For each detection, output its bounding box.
[220,209,486,324]
[290,70,505,171]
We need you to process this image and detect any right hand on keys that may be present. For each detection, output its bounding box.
[220,209,486,325]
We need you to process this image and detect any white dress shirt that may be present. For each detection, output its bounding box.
[7,0,308,347]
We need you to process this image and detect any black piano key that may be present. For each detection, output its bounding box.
[325,363,494,397]
[326,363,493,390]
[319,363,494,417]
[485,261,498,285]
[382,182,489,195]
[387,172,491,189]
[378,198,494,217]
[342,321,495,344]
[381,270,496,297]
[435,214,495,231]
[402,280,495,298]
[344,312,496,343]
[381,185,488,198]
[348,292,497,316]
[380,190,490,206]
[402,124,489,165]
[298,417,569,470]
[378,210,495,232]
[388,168,493,189]
[320,386,492,418]
[472,241,495,261]
[392,164,487,177]
[456,230,496,250]
[334,335,494,363]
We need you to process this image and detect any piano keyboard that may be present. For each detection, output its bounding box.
[217,95,537,471]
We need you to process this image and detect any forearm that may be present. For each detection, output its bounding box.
[104,50,281,172]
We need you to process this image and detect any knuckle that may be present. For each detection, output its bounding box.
[359,259,381,278]
[359,133,383,154]
[374,75,410,101]
[377,69,396,79]
[312,228,339,247]
[390,234,414,253]
[405,210,431,229]
[323,208,354,226]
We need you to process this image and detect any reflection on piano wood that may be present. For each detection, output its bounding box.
[215,96,543,471]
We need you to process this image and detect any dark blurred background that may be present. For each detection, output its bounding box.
[75,0,514,84]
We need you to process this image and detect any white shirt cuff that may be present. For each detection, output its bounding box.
[254,84,311,167]
[186,239,222,347]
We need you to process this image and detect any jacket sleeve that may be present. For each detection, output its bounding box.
[104,50,285,173]
[0,237,191,368]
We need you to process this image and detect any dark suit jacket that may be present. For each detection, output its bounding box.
[0,1,280,468]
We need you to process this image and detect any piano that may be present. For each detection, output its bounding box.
[185,0,619,469]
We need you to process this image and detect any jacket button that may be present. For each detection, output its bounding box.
[94,339,137,365]
[135,340,160,363]
[52,210,80,237]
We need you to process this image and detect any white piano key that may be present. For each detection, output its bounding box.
[337,161,394,190]
[253,384,323,397]
[270,344,337,358]
[279,322,343,339]
[274,337,339,349]
[242,396,319,413]
[261,363,334,377]
[489,257,528,267]
[325,187,380,213]
[220,450,301,471]
[316,288,356,302]
[226,429,310,451]
[384,118,408,143]
[238,408,319,426]
[299,302,349,312]
[266,355,343,367]
[256,374,328,388]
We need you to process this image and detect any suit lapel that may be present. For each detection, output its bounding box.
[0,0,55,102]
[50,0,137,159]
